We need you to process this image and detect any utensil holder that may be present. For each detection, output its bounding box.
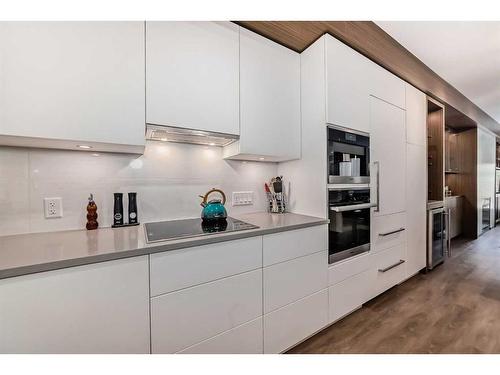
[267,191,286,213]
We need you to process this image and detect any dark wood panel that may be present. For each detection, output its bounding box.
[235,21,499,134]
[427,100,445,201]
[445,128,478,238]
[446,104,477,130]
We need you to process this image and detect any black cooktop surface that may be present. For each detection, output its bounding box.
[145,217,259,243]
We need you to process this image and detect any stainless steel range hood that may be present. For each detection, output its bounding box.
[146,124,239,147]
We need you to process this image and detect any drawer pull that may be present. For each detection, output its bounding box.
[378,259,405,273]
[378,228,405,237]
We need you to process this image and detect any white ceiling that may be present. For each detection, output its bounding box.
[376,21,500,124]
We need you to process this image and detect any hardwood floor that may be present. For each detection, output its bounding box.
[288,228,500,353]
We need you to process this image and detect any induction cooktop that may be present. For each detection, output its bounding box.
[144,217,259,243]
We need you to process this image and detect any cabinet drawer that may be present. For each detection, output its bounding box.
[178,317,263,354]
[151,269,262,354]
[150,237,262,296]
[264,250,328,313]
[371,244,406,298]
[263,225,328,266]
[371,212,406,253]
[329,269,371,323]
[263,288,328,354]
[328,252,371,286]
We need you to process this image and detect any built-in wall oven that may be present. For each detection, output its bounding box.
[328,187,376,264]
[328,126,370,185]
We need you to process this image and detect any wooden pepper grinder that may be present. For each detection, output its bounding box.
[86,194,98,230]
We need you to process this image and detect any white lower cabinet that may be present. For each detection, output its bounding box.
[263,224,328,266]
[179,317,263,354]
[328,252,371,285]
[329,269,371,323]
[150,269,262,354]
[371,212,406,253]
[263,288,329,354]
[263,250,328,313]
[0,256,150,354]
[370,244,407,299]
[149,237,262,296]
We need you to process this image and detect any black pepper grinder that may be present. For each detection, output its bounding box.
[113,193,124,227]
[128,192,138,224]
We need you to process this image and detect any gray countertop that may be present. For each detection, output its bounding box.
[0,212,328,280]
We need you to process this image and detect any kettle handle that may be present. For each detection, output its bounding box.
[201,188,226,205]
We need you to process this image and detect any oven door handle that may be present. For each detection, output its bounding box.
[329,202,377,212]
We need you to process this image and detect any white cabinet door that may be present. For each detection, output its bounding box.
[0,22,145,153]
[263,250,328,313]
[371,64,406,109]
[406,143,427,277]
[325,35,373,134]
[178,317,263,354]
[0,256,150,354]
[225,27,301,162]
[370,244,407,299]
[329,269,371,323]
[146,21,239,135]
[370,96,406,216]
[371,212,406,254]
[263,288,328,354]
[263,224,328,266]
[149,236,262,296]
[406,84,427,146]
[151,269,262,354]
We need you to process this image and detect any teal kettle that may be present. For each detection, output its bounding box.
[199,188,228,221]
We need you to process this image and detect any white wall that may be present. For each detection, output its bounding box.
[477,126,496,235]
[0,141,277,236]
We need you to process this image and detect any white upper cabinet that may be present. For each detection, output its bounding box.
[146,22,239,135]
[325,35,372,134]
[371,64,406,109]
[224,27,301,162]
[0,22,146,154]
[325,35,406,134]
[405,84,427,146]
[370,96,406,216]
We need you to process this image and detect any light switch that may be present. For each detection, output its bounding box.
[232,191,254,206]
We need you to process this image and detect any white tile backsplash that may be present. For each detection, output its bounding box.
[0,141,277,236]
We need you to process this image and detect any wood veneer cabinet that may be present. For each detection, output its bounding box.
[427,98,445,202]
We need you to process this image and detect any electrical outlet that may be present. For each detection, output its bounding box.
[232,191,253,206]
[44,197,63,218]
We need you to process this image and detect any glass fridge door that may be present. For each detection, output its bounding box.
[431,210,445,266]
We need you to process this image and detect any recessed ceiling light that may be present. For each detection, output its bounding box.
[209,142,216,146]
[160,138,168,142]
[259,157,265,161]
[77,145,92,149]
[91,153,100,157]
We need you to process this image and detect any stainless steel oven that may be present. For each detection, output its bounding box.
[328,187,376,264]
[328,126,370,185]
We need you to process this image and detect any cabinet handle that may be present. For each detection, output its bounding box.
[373,161,380,212]
[378,228,405,237]
[378,259,405,273]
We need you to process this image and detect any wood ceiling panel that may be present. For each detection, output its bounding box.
[236,21,499,134]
